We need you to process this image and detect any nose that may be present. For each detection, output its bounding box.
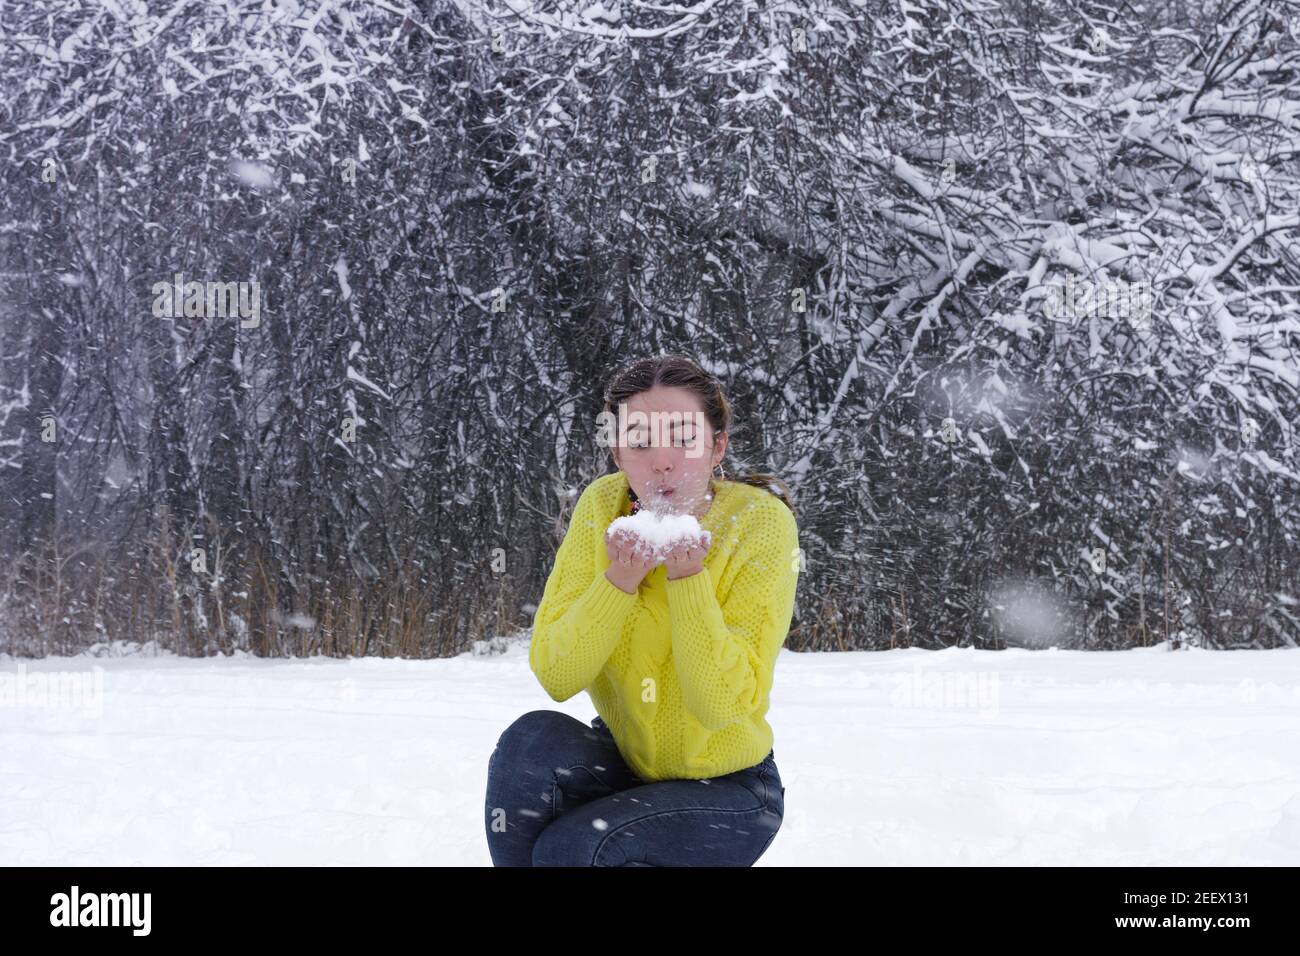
[650,447,675,471]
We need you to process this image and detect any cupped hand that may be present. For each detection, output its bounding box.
[662,530,711,581]
[604,526,659,594]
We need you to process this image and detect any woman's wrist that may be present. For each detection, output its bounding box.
[665,564,704,581]
[605,567,639,594]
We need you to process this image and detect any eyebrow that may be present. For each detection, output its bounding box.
[627,419,698,429]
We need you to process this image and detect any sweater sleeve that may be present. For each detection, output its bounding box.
[664,499,800,731]
[529,481,640,702]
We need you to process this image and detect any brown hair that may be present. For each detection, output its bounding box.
[602,354,796,517]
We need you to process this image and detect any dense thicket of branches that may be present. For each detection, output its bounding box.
[1,0,1296,656]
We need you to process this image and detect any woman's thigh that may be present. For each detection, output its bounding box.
[485,710,644,866]
[532,752,786,867]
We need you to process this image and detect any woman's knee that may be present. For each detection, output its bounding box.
[495,709,575,752]
[508,709,574,734]
[489,710,583,781]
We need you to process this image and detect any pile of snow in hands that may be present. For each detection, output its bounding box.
[606,509,711,561]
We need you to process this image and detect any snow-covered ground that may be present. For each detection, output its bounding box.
[2,641,1297,865]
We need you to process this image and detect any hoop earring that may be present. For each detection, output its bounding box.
[713,462,726,480]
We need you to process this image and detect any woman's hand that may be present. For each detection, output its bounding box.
[663,531,711,580]
[604,526,659,594]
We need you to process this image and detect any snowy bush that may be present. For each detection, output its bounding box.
[0,0,1295,654]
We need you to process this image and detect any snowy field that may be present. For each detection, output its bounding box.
[2,641,1298,866]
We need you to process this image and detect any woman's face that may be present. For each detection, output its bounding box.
[609,385,727,517]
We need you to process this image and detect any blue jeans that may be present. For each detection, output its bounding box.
[485,710,785,866]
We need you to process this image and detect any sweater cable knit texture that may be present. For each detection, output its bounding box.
[528,471,800,781]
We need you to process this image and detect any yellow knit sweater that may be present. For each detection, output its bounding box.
[528,471,800,781]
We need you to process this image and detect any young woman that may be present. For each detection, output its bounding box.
[484,355,801,866]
